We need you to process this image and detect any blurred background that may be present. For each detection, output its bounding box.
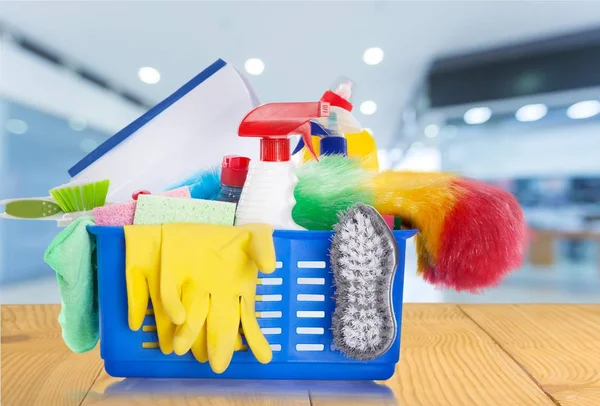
[1,1,600,304]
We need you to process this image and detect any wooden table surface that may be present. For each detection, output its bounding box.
[2,304,599,406]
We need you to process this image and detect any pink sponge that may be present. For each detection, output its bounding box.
[93,187,190,226]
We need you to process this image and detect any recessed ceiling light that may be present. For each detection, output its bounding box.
[68,117,87,131]
[138,66,161,84]
[516,103,547,122]
[79,138,98,153]
[567,100,600,119]
[244,58,265,75]
[424,124,439,138]
[464,107,492,125]
[360,101,377,115]
[5,119,28,134]
[363,47,384,65]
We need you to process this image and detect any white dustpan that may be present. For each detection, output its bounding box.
[68,59,260,202]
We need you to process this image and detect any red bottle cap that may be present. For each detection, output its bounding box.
[221,155,250,187]
[320,90,353,112]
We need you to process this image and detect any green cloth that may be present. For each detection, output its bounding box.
[44,216,98,353]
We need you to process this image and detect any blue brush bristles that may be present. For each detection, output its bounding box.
[167,166,222,200]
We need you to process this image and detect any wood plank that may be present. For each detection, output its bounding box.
[81,371,311,405]
[1,305,103,406]
[378,304,555,406]
[461,304,600,406]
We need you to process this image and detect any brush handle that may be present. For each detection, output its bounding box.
[1,197,63,219]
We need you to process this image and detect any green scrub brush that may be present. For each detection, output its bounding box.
[1,179,110,224]
[50,179,110,213]
[293,155,374,230]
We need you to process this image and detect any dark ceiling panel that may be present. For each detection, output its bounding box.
[427,27,600,108]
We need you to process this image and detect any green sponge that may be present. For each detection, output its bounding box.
[133,195,236,225]
[293,155,375,230]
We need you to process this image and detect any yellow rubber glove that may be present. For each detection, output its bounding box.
[160,223,276,373]
[124,225,175,354]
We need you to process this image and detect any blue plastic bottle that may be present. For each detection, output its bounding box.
[216,155,250,203]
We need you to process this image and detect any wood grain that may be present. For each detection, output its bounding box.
[383,304,555,406]
[1,305,103,406]
[462,304,600,406]
[3,304,599,406]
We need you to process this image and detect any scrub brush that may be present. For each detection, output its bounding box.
[330,203,398,361]
[1,179,110,224]
[49,179,110,212]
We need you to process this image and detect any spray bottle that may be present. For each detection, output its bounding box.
[295,79,380,171]
[235,102,330,229]
[292,80,361,156]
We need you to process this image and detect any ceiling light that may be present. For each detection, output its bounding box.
[360,101,377,115]
[79,138,98,153]
[515,103,547,122]
[5,119,28,134]
[464,107,491,125]
[567,100,600,120]
[68,117,87,131]
[363,47,384,65]
[244,58,265,76]
[424,124,439,138]
[138,66,161,84]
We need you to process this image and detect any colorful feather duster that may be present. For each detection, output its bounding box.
[372,171,527,292]
[293,164,527,292]
[293,156,374,230]
[167,166,221,200]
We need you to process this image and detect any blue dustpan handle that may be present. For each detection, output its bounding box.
[292,121,329,155]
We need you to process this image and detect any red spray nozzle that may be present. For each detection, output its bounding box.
[238,102,330,162]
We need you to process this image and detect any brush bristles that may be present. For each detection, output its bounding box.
[50,179,110,213]
[331,203,398,361]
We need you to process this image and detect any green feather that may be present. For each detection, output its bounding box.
[293,156,375,230]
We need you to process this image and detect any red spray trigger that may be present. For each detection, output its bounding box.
[238,102,330,162]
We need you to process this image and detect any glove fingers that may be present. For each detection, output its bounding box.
[207,296,240,374]
[235,330,243,351]
[124,225,160,331]
[238,224,276,274]
[240,297,272,364]
[147,271,175,355]
[191,322,208,363]
[159,264,186,327]
[173,285,209,355]
[125,267,149,331]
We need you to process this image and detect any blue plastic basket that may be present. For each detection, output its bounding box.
[88,226,416,380]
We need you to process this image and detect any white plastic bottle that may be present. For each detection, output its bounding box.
[234,102,330,229]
